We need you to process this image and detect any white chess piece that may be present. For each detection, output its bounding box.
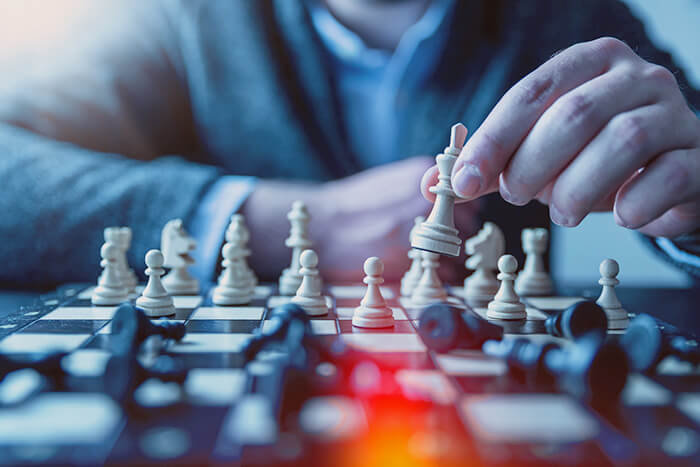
[400,216,425,297]
[212,243,255,306]
[161,219,200,295]
[596,258,629,329]
[291,249,328,316]
[117,227,138,292]
[279,201,313,295]
[92,242,129,305]
[515,228,554,296]
[353,257,395,328]
[410,251,448,306]
[410,123,467,257]
[463,222,504,307]
[225,214,257,290]
[136,249,175,317]
[487,255,526,320]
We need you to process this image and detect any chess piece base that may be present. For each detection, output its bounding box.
[279,268,302,296]
[352,306,395,328]
[487,301,527,320]
[136,295,176,317]
[92,287,129,306]
[412,237,460,258]
[292,295,328,316]
[604,307,629,329]
[212,286,253,306]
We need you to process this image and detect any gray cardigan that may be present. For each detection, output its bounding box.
[0,0,697,287]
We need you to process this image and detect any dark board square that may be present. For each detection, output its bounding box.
[186,320,261,333]
[22,320,109,334]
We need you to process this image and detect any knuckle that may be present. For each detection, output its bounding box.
[556,93,595,126]
[592,36,631,58]
[643,64,677,89]
[610,114,649,154]
[662,154,691,196]
[514,75,555,107]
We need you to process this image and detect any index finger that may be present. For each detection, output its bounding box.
[451,37,637,200]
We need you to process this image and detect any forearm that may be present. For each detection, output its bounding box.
[0,123,220,287]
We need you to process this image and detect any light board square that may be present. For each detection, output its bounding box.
[436,354,507,376]
[0,334,90,353]
[622,375,673,406]
[41,307,117,320]
[461,394,599,443]
[395,369,458,404]
[525,296,584,310]
[341,334,426,352]
[190,307,264,320]
[185,369,247,405]
[268,296,332,309]
[168,333,251,353]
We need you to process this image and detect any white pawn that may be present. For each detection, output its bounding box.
[463,222,504,307]
[136,249,175,317]
[226,214,257,290]
[212,243,255,305]
[410,251,448,307]
[353,257,395,328]
[92,242,129,305]
[487,255,526,320]
[292,250,328,316]
[515,228,554,296]
[400,216,425,297]
[596,259,629,329]
[279,201,313,295]
[410,123,467,257]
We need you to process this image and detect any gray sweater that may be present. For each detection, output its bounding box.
[0,0,698,287]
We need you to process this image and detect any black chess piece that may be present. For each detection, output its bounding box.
[545,301,608,339]
[621,313,700,373]
[110,303,186,355]
[243,303,312,362]
[484,333,628,407]
[418,303,503,353]
[104,353,188,406]
[0,352,67,389]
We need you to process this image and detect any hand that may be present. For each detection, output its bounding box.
[244,157,480,282]
[423,37,700,238]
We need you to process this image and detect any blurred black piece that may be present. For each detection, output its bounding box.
[545,301,608,339]
[417,303,503,352]
[110,302,186,355]
[621,313,700,373]
[0,351,67,389]
[483,333,629,407]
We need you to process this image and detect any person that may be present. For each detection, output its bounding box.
[0,0,697,288]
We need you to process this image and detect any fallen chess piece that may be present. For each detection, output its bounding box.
[417,303,503,353]
[621,314,700,373]
[545,301,608,340]
[0,351,67,389]
[110,303,186,355]
[483,333,629,408]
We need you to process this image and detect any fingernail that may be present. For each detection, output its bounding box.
[614,205,638,229]
[452,164,482,198]
[550,205,576,227]
[499,179,528,206]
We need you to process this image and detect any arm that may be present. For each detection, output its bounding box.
[0,1,217,286]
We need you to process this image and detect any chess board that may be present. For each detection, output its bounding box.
[0,282,699,467]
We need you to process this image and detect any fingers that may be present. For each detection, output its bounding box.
[614,147,700,235]
[500,65,664,205]
[420,164,440,202]
[548,103,697,226]
[452,37,637,199]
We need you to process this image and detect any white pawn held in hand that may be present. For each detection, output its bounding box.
[487,255,526,320]
[92,242,129,305]
[410,251,448,307]
[279,201,313,295]
[463,222,504,307]
[400,216,425,297]
[410,123,467,257]
[212,243,254,305]
[515,228,554,296]
[353,257,395,328]
[596,258,628,329]
[292,250,328,316]
[136,249,175,317]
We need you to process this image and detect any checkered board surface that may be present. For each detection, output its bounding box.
[0,282,699,466]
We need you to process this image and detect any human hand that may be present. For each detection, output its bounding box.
[424,37,700,238]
